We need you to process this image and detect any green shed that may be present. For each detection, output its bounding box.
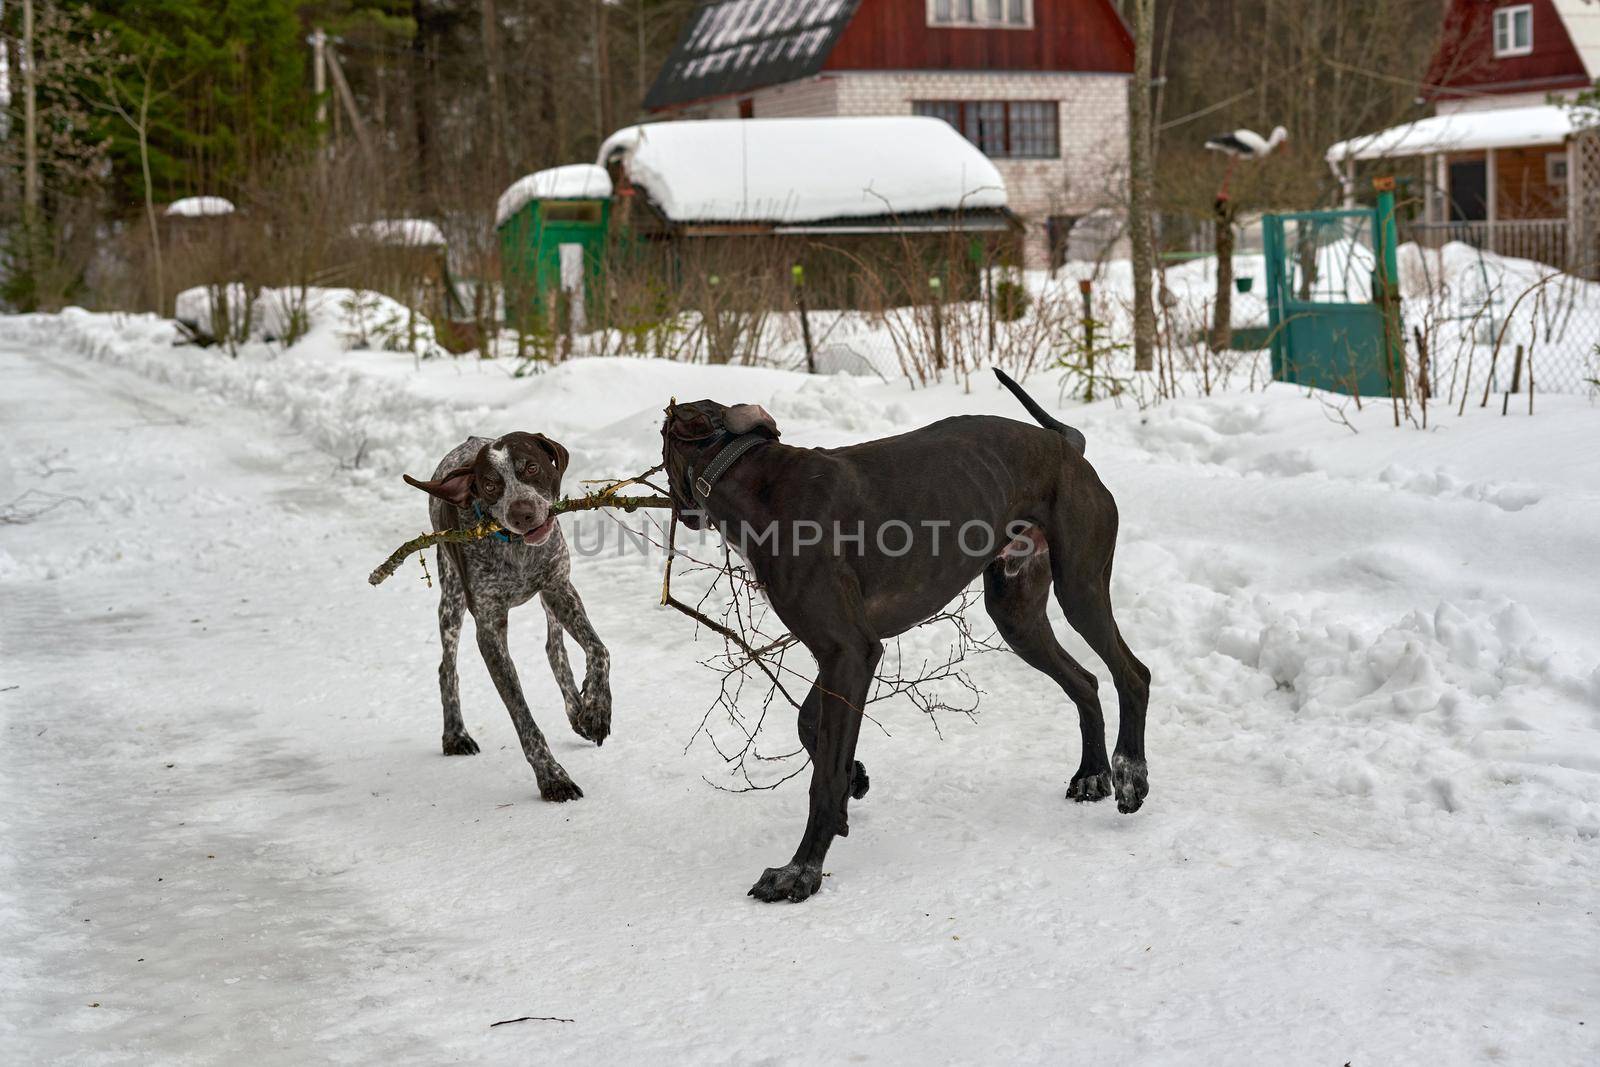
[496,164,613,332]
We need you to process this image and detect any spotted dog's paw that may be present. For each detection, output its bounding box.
[572,681,612,747]
[1112,753,1149,814]
[748,862,823,903]
[441,731,480,756]
[536,766,584,802]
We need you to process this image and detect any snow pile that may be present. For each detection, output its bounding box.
[598,117,1007,223]
[164,196,235,218]
[348,218,446,247]
[172,284,438,356]
[3,310,469,491]
[495,164,613,227]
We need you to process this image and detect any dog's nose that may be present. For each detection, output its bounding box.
[507,501,544,532]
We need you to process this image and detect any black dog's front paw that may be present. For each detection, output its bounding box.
[1066,770,1112,802]
[442,731,480,756]
[1112,753,1149,814]
[748,862,823,903]
[572,683,611,747]
[850,760,870,800]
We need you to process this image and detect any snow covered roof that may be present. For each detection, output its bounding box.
[644,0,860,111]
[1326,104,1581,162]
[165,196,235,219]
[349,218,446,247]
[598,117,1007,225]
[495,165,613,228]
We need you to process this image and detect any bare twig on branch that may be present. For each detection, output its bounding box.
[656,516,1001,793]
[0,489,86,525]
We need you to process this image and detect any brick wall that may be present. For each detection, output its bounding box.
[663,71,1129,267]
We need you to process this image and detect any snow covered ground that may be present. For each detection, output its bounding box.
[2,311,1597,1064]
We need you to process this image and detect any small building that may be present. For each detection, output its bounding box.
[641,0,1133,269]
[496,164,614,331]
[1326,0,1600,269]
[598,115,1018,306]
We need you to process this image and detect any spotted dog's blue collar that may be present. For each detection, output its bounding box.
[473,501,514,544]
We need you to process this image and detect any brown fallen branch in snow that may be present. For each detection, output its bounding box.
[489,1015,576,1028]
[367,488,669,587]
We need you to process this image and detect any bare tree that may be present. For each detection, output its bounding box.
[21,0,38,225]
[1127,0,1157,372]
[96,53,184,315]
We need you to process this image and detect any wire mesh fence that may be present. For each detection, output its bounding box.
[1399,221,1600,397]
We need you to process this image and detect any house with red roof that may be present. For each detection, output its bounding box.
[1327,0,1600,266]
[642,0,1135,268]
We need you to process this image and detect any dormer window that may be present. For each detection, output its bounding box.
[1494,4,1533,58]
[928,0,1032,29]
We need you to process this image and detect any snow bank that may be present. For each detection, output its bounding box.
[495,164,613,228]
[597,117,1007,223]
[348,218,446,247]
[164,196,235,218]
[172,285,438,354]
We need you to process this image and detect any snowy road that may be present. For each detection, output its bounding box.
[2,327,1598,1064]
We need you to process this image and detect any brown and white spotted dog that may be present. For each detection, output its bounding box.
[403,432,611,801]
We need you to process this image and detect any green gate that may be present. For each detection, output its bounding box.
[1262,187,1405,397]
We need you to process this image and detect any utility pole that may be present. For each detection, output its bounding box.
[22,0,39,223]
[482,0,507,179]
[1126,0,1156,373]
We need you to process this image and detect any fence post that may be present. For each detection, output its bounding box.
[792,264,816,374]
[1079,278,1095,403]
[930,275,945,371]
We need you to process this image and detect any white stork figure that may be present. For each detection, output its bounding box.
[1205,125,1288,198]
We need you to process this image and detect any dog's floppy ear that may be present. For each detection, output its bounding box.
[404,465,476,508]
[725,403,779,439]
[529,433,569,474]
[666,404,719,441]
[404,443,485,508]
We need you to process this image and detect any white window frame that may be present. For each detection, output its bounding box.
[1493,4,1534,58]
[927,0,1033,30]
[1547,152,1568,186]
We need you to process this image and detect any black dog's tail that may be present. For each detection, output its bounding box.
[993,368,1087,455]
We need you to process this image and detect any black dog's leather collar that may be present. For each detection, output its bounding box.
[691,432,767,508]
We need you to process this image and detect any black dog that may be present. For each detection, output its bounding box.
[404,433,611,801]
[661,371,1149,902]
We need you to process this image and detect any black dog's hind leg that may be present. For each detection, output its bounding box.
[436,548,478,756]
[797,685,870,800]
[1050,551,1151,814]
[983,552,1112,802]
[474,608,583,801]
